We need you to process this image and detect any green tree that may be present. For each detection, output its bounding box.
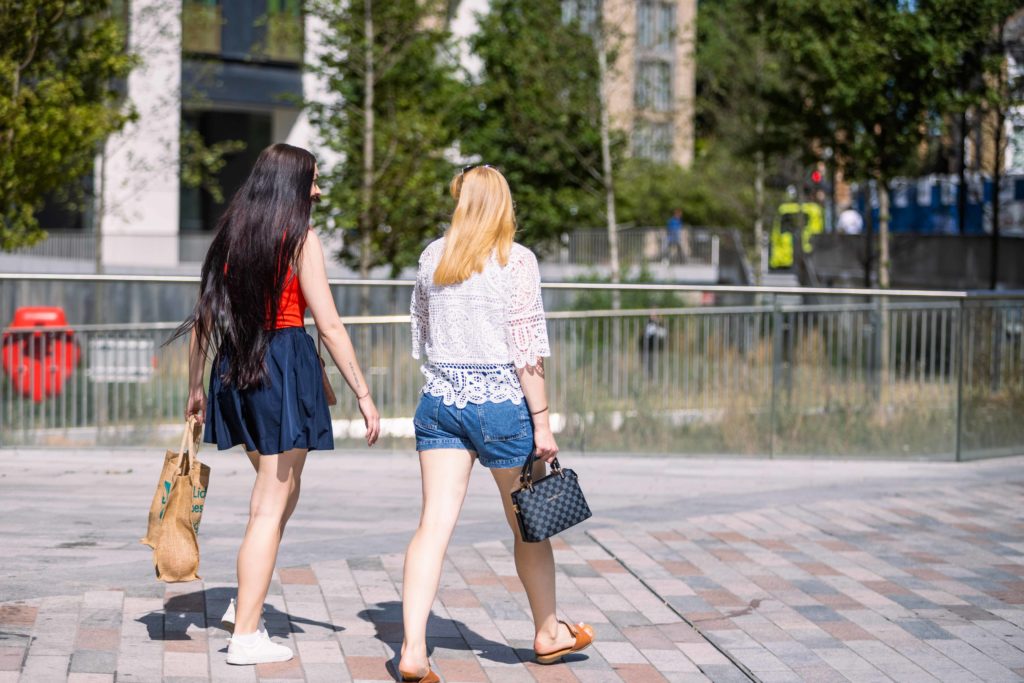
[616,153,757,231]
[695,0,800,277]
[971,2,1024,288]
[0,0,136,250]
[766,0,995,287]
[309,0,467,280]
[464,0,613,250]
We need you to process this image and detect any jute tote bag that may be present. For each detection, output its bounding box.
[141,418,202,548]
[152,418,211,582]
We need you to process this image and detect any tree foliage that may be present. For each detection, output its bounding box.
[759,0,1020,284]
[463,0,613,249]
[0,0,136,250]
[179,130,247,205]
[696,0,797,163]
[309,0,467,276]
[764,0,1009,183]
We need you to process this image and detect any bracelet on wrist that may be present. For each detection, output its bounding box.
[529,406,549,416]
[356,391,370,400]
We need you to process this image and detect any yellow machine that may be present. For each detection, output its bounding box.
[769,202,824,270]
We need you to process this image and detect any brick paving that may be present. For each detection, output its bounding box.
[0,452,1022,681]
[593,482,1024,682]
[2,533,721,683]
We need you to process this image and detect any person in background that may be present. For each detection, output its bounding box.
[837,204,864,235]
[639,314,667,380]
[665,208,689,264]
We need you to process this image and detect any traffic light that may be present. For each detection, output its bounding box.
[811,169,823,185]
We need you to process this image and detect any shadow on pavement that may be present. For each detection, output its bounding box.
[137,586,344,641]
[359,601,588,667]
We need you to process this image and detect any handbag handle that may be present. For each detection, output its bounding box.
[177,416,202,475]
[518,452,563,490]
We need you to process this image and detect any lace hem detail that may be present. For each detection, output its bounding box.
[507,313,551,368]
[420,362,524,408]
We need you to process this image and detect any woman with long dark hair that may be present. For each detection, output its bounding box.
[172,143,380,665]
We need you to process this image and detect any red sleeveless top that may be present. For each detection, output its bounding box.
[222,263,307,329]
[275,269,307,329]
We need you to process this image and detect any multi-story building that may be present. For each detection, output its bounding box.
[451,0,696,167]
[604,0,697,167]
[16,0,328,273]
[98,0,325,269]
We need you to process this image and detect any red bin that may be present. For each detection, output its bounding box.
[1,307,81,403]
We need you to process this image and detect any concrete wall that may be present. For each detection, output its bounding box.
[98,0,183,268]
[808,234,1024,290]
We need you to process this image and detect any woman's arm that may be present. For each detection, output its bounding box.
[410,258,429,360]
[185,328,207,423]
[517,361,557,463]
[507,249,556,462]
[298,230,380,446]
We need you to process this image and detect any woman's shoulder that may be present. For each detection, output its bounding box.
[419,237,445,263]
[508,242,539,267]
[296,227,322,266]
[298,227,323,253]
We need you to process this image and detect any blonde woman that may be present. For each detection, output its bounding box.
[397,166,594,682]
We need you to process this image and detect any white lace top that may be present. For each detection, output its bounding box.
[411,239,550,407]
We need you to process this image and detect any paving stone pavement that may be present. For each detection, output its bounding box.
[1,451,1023,682]
[591,482,1024,682]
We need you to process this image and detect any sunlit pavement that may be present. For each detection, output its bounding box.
[1,449,1022,682]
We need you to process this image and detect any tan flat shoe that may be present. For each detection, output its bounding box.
[398,666,440,683]
[535,620,594,664]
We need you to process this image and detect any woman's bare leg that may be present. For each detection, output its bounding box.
[234,448,307,635]
[245,450,306,534]
[398,449,475,675]
[491,464,578,654]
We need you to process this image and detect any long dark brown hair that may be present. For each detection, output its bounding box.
[169,143,316,389]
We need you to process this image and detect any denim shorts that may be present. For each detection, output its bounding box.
[413,393,533,469]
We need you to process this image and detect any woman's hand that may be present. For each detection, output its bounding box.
[186,386,206,424]
[533,426,559,464]
[359,394,381,446]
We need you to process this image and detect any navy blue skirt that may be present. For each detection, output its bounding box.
[204,327,335,455]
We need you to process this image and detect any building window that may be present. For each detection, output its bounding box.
[180,111,271,232]
[657,2,675,51]
[637,0,655,48]
[562,0,601,36]
[256,0,304,64]
[635,1,674,113]
[637,0,675,51]
[635,59,671,111]
[182,0,222,55]
[633,121,673,162]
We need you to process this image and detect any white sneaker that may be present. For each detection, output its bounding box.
[226,629,293,665]
[220,598,266,633]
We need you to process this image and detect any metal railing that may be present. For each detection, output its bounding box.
[556,227,719,267]
[2,282,1022,460]
[7,231,217,265]
[9,228,720,269]
[3,268,754,326]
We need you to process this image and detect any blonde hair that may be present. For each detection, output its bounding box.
[433,166,517,286]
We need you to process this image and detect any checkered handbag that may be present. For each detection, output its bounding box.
[511,454,592,543]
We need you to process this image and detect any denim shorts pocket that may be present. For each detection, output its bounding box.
[413,393,442,430]
[478,400,530,443]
